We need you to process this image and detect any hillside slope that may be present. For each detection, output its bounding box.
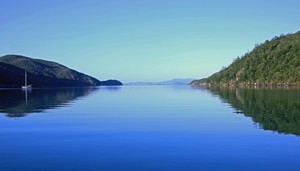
[191,31,300,86]
[0,55,122,87]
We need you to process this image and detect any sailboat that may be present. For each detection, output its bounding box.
[22,71,32,89]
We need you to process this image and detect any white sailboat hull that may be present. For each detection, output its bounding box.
[22,85,32,89]
[22,71,32,89]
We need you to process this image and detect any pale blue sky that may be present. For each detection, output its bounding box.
[0,0,299,82]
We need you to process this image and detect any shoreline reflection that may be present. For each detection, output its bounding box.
[0,87,97,117]
[205,87,300,136]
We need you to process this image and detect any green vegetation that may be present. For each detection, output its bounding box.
[191,31,300,86]
[0,55,122,87]
[207,87,300,136]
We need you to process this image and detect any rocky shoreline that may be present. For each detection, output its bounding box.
[190,82,299,88]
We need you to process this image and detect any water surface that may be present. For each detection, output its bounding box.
[0,86,299,171]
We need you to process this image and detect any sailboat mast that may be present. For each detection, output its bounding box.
[25,71,27,86]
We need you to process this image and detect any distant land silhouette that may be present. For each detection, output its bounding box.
[125,78,194,86]
[0,55,122,87]
[191,31,300,87]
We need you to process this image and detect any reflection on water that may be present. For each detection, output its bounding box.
[206,87,300,136]
[0,87,97,117]
[0,86,300,171]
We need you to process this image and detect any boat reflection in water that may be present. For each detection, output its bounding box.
[0,87,97,117]
[205,87,300,136]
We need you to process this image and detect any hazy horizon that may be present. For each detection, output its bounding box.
[1,0,299,82]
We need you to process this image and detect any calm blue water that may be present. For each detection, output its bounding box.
[0,86,299,171]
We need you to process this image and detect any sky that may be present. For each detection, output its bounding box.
[0,0,299,82]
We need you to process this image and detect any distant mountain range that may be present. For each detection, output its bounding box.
[125,78,194,86]
[191,31,300,87]
[0,55,122,87]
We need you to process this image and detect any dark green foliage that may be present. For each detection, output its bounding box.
[0,55,123,87]
[101,80,123,86]
[0,62,26,87]
[192,31,300,85]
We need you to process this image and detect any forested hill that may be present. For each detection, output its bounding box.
[191,31,300,86]
[0,55,122,87]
